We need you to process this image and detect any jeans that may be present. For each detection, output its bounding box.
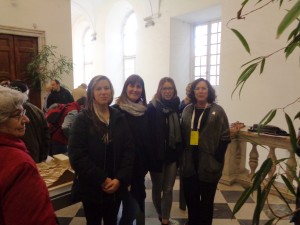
[150,161,177,220]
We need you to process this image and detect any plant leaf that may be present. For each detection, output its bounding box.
[272,182,293,211]
[258,109,277,127]
[232,187,253,216]
[264,218,276,225]
[260,58,265,74]
[252,158,273,189]
[281,174,296,196]
[231,28,251,54]
[277,1,300,37]
[242,0,249,7]
[285,113,297,154]
[241,57,263,68]
[232,63,258,98]
[294,111,300,120]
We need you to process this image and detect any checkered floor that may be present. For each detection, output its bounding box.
[55,174,295,225]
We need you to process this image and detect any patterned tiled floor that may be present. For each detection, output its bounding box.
[55,174,295,225]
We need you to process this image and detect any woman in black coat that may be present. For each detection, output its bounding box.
[114,74,151,225]
[68,75,134,225]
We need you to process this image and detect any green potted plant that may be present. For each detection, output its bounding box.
[227,0,300,224]
[27,45,73,90]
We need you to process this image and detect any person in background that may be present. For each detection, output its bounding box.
[0,85,58,225]
[180,78,231,225]
[0,79,11,87]
[114,74,151,225]
[10,80,50,163]
[68,75,134,225]
[46,79,74,108]
[72,83,87,101]
[147,77,182,225]
[179,82,192,115]
[46,97,87,155]
[61,96,86,138]
[43,83,52,113]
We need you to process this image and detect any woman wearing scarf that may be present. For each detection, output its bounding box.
[147,77,182,225]
[68,75,134,225]
[114,74,151,225]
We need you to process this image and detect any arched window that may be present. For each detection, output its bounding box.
[123,12,137,79]
[83,27,94,84]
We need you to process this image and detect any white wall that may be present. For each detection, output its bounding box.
[71,0,300,130]
[6,0,297,131]
[0,0,73,90]
[220,0,300,130]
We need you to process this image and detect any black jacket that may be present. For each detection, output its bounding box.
[46,87,74,108]
[68,107,134,203]
[147,102,181,172]
[23,102,50,162]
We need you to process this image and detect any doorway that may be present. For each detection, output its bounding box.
[0,33,41,108]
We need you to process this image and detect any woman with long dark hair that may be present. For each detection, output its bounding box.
[114,74,151,225]
[68,75,134,225]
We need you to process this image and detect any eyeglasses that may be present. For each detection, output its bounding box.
[9,109,27,121]
[161,87,174,91]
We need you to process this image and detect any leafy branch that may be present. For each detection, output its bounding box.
[227,0,300,97]
[27,45,73,90]
[229,0,300,223]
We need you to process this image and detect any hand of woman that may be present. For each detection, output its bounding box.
[102,178,120,194]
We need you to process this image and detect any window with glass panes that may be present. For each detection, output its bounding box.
[123,13,137,79]
[194,21,221,86]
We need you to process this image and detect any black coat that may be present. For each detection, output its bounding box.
[147,102,180,172]
[68,107,134,203]
[46,87,74,108]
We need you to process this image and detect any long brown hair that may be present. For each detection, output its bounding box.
[116,74,147,106]
[153,77,178,101]
[86,75,114,112]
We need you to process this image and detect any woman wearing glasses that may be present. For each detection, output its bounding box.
[0,85,57,225]
[147,77,182,225]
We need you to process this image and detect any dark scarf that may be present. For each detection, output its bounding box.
[152,97,181,149]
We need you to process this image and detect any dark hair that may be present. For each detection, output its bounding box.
[10,80,29,93]
[53,79,60,85]
[153,77,177,101]
[76,96,87,107]
[86,75,114,112]
[116,74,147,106]
[189,78,216,104]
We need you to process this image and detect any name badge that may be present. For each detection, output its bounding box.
[190,130,199,146]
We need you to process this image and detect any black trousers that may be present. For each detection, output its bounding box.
[82,197,121,225]
[183,175,218,225]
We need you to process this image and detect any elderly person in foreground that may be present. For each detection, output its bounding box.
[0,86,58,225]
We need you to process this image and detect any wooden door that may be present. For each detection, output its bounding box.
[0,34,40,108]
